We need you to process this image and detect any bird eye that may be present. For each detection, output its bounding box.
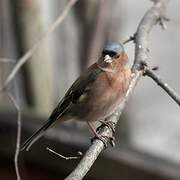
[114,54,120,59]
[102,50,117,57]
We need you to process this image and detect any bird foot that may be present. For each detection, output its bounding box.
[88,121,116,147]
[97,120,116,133]
[90,121,116,147]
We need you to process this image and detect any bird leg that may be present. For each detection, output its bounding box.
[87,122,109,147]
[98,120,116,147]
[87,122,115,147]
[97,120,116,133]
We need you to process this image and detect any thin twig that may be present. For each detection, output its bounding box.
[65,0,169,179]
[46,147,82,160]
[7,92,21,180]
[123,34,136,44]
[145,67,180,106]
[0,0,78,91]
[0,58,16,63]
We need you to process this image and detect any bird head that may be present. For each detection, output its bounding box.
[97,42,128,72]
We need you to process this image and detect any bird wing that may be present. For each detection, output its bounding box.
[49,63,103,120]
[21,63,103,151]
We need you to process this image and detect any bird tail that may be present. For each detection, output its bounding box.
[21,118,55,151]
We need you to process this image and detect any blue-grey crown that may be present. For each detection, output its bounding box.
[102,42,124,54]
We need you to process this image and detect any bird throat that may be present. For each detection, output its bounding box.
[97,62,116,73]
[97,64,115,73]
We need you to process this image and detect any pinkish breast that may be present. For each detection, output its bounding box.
[84,66,131,122]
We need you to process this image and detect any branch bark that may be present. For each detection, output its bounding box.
[65,0,169,179]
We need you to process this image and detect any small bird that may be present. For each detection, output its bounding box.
[21,42,131,151]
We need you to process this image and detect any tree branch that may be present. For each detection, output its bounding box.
[65,0,169,179]
[145,67,180,106]
[0,0,78,91]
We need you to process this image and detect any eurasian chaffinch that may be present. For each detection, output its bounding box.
[21,42,131,151]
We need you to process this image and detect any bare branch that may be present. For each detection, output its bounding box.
[7,92,22,180]
[145,67,180,106]
[0,0,78,91]
[65,0,169,179]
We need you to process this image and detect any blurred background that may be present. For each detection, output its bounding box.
[0,0,180,179]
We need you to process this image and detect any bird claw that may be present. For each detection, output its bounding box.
[97,120,116,133]
[90,121,116,147]
[91,135,108,148]
[109,136,115,147]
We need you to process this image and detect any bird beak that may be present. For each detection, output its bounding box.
[104,55,112,63]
